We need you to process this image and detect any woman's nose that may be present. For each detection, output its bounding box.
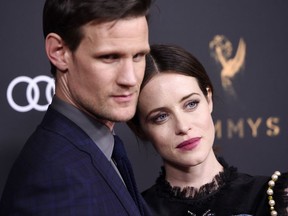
[174,114,192,135]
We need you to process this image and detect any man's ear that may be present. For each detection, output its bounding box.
[45,33,69,72]
[206,87,213,113]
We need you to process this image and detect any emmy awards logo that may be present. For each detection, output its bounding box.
[209,35,246,97]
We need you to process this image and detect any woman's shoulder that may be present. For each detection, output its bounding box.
[269,171,288,215]
[142,160,288,215]
[142,184,158,197]
[236,170,288,215]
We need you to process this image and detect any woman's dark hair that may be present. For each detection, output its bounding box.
[43,0,152,76]
[128,44,214,140]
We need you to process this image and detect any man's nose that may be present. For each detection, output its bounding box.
[117,59,137,87]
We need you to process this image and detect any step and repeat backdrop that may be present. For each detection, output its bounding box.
[1,0,288,196]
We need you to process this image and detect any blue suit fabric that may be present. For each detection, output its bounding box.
[0,107,150,216]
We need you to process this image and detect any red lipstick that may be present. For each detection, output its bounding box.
[176,137,201,150]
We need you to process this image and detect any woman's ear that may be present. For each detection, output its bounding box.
[45,33,69,72]
[206,87,213,113]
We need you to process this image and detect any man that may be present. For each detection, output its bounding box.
[0,0,151,215]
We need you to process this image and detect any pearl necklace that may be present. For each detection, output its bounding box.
[267,171,281,216]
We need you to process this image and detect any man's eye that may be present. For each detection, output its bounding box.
[100,54,119,63]
[133,53,145,62]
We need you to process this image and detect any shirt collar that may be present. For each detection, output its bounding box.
[50,96,114,161]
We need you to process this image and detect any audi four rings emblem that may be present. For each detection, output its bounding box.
[7,75,55,112]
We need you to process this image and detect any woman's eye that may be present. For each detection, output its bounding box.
[185,100,199,110]
[151,113,168,124]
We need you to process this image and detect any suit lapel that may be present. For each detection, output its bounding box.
[42,107,141,215]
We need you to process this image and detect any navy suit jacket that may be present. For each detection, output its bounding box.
[0,107,150,216]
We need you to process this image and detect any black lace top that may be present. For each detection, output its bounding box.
[142,159,288,216]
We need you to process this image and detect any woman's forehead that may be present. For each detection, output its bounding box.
[139,73,201,103]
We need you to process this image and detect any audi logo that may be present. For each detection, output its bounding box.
[7,75,55,112]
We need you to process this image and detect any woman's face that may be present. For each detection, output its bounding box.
[138,73,215,169]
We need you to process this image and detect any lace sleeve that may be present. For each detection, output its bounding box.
[271,171,288,215]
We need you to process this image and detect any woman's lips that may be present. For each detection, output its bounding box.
[176,137,201,150]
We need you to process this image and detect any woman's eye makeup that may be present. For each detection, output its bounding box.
[145,94,202,125]
[184,99,200,110]
[150,112,168,124]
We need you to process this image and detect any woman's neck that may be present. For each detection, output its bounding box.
[164,152,223,190]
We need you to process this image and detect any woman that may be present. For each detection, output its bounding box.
[128,44,288,216]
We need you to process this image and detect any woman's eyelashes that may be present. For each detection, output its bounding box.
[150,112,169,124]
[184,99,200,110]
[148,99,201,124]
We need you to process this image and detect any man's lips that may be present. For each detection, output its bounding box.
[176,137,201,150]
[112,93,134,103]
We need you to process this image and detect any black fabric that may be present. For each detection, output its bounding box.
[112,135,145,215]
[142,158,288,216]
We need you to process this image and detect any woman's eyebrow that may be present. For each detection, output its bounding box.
[179,93,200,103]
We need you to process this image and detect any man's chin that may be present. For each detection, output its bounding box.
[112,109,136,122]
[114,115,134,122]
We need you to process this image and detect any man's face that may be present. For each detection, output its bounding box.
[61,17,149,129]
